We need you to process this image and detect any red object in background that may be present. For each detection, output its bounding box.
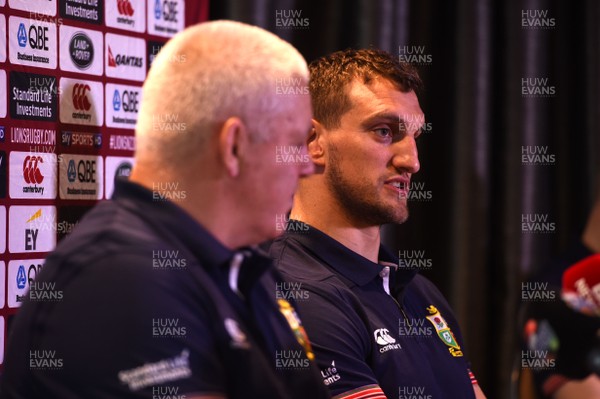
[562,254,600,317]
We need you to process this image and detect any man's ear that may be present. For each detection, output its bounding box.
[308,119,327,167]
[218,117,248,178]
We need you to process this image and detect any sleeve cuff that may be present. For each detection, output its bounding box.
[333,384,387,399]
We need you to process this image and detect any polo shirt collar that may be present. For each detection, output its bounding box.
[112,179,234,268]
[285,221,417,287]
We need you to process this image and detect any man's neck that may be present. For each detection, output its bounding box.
[291,197,381,263]
[130,167,246,250]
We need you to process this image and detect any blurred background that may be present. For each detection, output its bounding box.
[1,0,598,397]
[209,1,600,398]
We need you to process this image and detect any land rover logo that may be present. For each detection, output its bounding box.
[69,32,94,70]
[115,161,132,179]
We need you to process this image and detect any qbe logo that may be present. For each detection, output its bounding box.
[60,0,103,25]
[106,0,146,32]
[8,0,57,16]
[8,16,57,69]
[0,207,6,253]
[148,0,185,38]
[7,259,46,308]
[59,154,103,200]
[0,70,6,118]
[105,33,146,82]
[8,206,57,253]
[9,71,57,122]
[105,83,142,128]
[59,25,103,76]
[0,16,6,63]
[105,156,134,198]
[59,78,104,126]
[9,151,57,199]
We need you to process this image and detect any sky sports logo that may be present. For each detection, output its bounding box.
[9,17,57,69]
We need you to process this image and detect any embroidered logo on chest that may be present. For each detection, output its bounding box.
[425,305,463,357]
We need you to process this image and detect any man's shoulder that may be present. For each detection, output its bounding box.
[404,274,452,306]
[53,200,175,266]
[63,199,159,247]
[268,234,338,282]
[268,235,366,314]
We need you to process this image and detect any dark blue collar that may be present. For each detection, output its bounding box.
[112,178,235,269]
[283,221,417,289]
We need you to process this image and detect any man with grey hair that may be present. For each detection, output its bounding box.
[1,21,328,399]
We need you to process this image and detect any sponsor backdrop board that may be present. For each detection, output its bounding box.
[0,0,209,369]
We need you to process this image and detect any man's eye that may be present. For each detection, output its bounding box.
[373,128,392,138]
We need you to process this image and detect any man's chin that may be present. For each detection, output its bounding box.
[387,206,409,225]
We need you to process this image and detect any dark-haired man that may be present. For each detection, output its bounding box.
[268,49,486,399]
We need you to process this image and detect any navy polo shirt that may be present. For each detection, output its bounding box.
[269,223,477,399]
[1,180,330,399]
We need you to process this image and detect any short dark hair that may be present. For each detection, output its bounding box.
[308,48,423,129]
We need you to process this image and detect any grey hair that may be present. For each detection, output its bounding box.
[135,20,309,167]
